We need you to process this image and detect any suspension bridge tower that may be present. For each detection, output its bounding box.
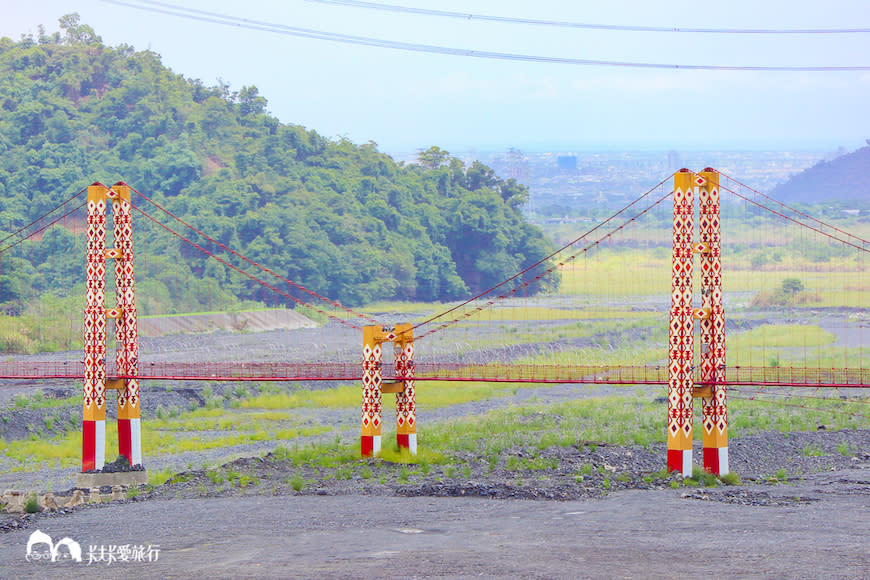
[361,323,417,457]
[82,182,142,474]
[668,169,728,477]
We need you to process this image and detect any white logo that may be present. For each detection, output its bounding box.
[25,530,83,562]
[25,529,160,565]
[24,529,160,565]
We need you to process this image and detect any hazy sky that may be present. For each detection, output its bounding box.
[2,1,869,155]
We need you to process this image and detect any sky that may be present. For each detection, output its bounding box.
[1,0,869,156]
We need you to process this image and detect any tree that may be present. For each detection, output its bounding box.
[417,146,450,169]
[781,278,804,295]
[58,13,101,45]
[237,85,267,117]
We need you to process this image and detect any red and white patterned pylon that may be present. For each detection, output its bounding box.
[697,169,728,475]
[667,169,728,477]
[361,323,416,456]
[667,170,696,477]
[83,182,141,472]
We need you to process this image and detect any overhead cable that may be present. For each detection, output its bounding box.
[101,0,870,71]
[307,0,870,35]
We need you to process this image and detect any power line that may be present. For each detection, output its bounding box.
[307,0,870,35]
[101,0,870,71]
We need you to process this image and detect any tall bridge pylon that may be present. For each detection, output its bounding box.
[361,324,417,457]
[668,169,728,477]
[83,182,141,472]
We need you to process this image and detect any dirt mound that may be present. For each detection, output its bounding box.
[138,309,316,337]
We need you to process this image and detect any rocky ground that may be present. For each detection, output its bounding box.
[0,326,867,576]
[2,422,868,530]
[0,427,868,578]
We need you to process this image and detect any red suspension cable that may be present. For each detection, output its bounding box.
[0,201,88,256]
[719,182,869,253]
[415,183,674,339]
[133,204,364,329]
[414,175,674,335]
[716,170,869,248]
[0,187,88,251]
[130,186,377,324]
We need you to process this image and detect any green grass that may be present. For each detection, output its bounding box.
[238,387,360,410]
[24,493,40,513]
[139,304,283,319]
[0,397,331,471]
[728,324,836,349]
[11,391,80,411]
[148,468,176,486]
[287,474,307,491]
[505,455,559,471]
[555,247,868,309]
[801,444,825,457]
[377,445,446,465]
[207,470,226,485]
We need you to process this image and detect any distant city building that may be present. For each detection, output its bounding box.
[507,148,527,180]
[557,155,577,173]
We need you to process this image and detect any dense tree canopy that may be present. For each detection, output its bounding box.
[0,16,557,314]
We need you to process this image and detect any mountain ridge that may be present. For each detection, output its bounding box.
[770,143,870,204]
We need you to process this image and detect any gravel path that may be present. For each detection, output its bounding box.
[0,468,867,578]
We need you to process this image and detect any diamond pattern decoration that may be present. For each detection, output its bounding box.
[84,185,142,470]
[698,172,727,445]
[361,324,415,455]
[668,172,694,448]
[667,170,729,473]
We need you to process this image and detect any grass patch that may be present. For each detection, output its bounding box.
[727,324,836,349]
[690,466,720,487]
[11,391,80,411]
[148,468,175,486]
[377,445,445,465]
[801,444,825,457]
[287,474,306,491]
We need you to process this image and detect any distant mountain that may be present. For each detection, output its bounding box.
[769,143,870,204]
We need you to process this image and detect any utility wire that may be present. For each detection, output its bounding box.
[101,0,870,71]
[307,0,870,35]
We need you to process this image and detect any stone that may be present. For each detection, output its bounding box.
[41,493,60,511]
[111,485,125,501]
[65,489,85,508]
[88,487,102,504]
[76,470,148,489]
[4,490,25,514]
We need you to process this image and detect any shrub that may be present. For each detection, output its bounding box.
[24,494,40,513]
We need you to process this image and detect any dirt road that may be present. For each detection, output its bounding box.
[1,468,867,579]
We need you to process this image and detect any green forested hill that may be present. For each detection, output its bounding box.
[0,16,555,315]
